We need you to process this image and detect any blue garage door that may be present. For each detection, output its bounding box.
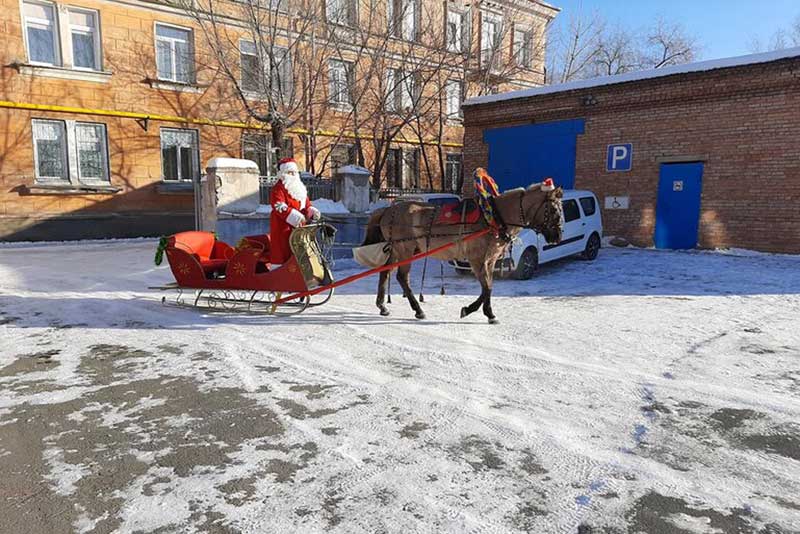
[484,119,585,191]
[654,162,704,249]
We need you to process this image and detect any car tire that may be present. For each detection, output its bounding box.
[514,247,539,280]
[582,233,601,260]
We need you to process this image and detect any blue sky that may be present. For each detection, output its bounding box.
[547,0,800,59]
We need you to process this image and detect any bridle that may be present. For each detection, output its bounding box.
[490,189,555,238]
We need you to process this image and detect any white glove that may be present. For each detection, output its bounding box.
[308,206,321,221]
[286,209,306,227]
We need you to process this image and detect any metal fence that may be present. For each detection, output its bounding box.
[259,175,336,204]
[377,187,440,200]
[258,176,453,205]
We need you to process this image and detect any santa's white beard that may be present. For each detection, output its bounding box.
[281,173,307,203]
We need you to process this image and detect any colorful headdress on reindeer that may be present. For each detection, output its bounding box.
[474,168,501,228]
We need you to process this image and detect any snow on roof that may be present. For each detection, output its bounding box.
[464,46,800,107]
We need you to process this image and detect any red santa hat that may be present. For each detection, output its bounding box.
[541,177,555,191]
[278,157,299,174]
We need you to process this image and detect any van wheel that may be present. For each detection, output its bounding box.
[582,233,601,260]
[514,247,539,280]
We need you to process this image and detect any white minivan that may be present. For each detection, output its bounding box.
[450,190,603,279]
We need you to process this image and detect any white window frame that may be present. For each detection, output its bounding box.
[446,8,466,53]
[328,59,352,109]
[22,0,62,67]
[154,22,194,84]
[480,12,502,69]
[67,7,102,71]
[160,127,200,182]
[74,122,110,183]
[445,153,462,192]
[513,26,532,68]
[270,45,293,100]
[445,79,462,120]
[239,39,263,93]
[31,119,68,182]
[388,0,418,41]
[31,118,110,184]
[326,0,356,26]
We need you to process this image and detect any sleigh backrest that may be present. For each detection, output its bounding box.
[169,231,215,261]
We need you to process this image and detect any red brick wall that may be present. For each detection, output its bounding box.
[463,58,800,254]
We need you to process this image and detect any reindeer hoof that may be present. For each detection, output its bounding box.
[488,317,499,325]
[415,312,426,320]
[379,308,390,317]
[460,307,468,319]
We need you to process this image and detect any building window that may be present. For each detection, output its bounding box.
[389,0,418,41]
[270,46,293,100]
[513,27,532,67]
[31,119,109,184]
[326,0,356,26]
[242,134,270,176]
[75,123,109,182]
[386,68,416,112]
[403,149,419,188]
[328,59,352,108]
[480,14,501,68]
[23,1,60,66]
[69,9,100,70]
[385,148,402,188]
[329,144,355,176]
[155,24,193,83]
[446,9,466,53]
[22,2,105,71]
[160,128,199,181]
[240,40,262,92]
[32,119,68,181]
[445,80,462,120]
[242,134,293,177]
[240,42,292,98]
[445,153,462,192]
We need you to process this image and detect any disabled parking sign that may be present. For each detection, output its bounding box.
[606,144,633,172]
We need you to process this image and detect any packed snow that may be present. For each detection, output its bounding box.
[1,240,799,533]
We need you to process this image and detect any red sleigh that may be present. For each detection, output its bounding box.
[155,224,335,314]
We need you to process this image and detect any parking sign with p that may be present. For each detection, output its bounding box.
[607,144,632,172]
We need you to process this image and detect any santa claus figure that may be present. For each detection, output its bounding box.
[269,158,321,264]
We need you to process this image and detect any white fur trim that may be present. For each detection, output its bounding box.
[541,184,555,191]
[279,161,299,174]
[286,209,305,227]
[280,173,308,204]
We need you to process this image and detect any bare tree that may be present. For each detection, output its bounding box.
[546,8,604,83]
[748,13,800,52]
[548,11,699,83]
[591,26,640,76]
[642,17,698,68]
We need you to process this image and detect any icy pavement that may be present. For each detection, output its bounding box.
[1,240,799,533]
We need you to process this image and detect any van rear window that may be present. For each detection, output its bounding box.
[579,197,596,216]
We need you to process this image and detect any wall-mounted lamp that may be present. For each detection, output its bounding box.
[581,95,598,106]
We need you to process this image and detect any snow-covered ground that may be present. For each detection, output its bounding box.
[1,240,799,533]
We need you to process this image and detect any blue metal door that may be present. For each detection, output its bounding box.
[654,162,704,249]
[484,119,585,190]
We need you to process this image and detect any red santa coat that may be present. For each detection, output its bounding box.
[269,179,314,264]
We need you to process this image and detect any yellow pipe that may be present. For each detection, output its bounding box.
[0,100,464,148]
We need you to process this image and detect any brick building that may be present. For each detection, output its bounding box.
[0,0,557,241]
[462,48,800,254]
